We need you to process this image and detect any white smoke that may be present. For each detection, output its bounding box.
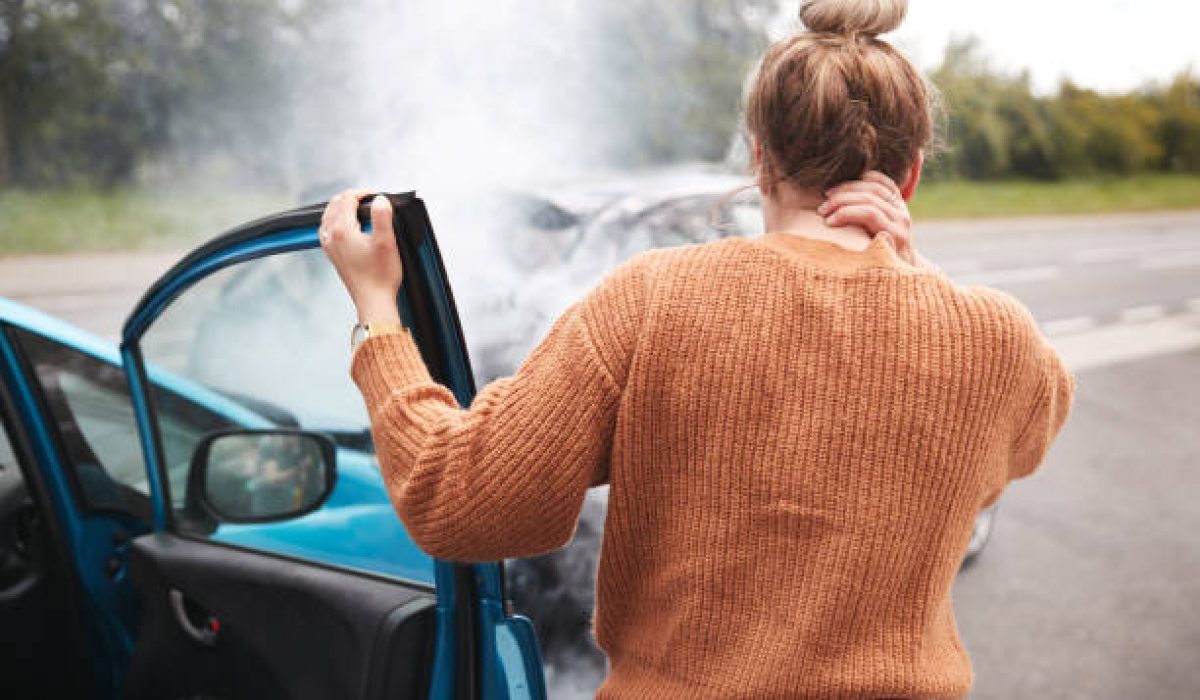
[280,1,604,298]
[259,3,758,696]
[283,3,628,696]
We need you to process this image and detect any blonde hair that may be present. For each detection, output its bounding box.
[745,0,936,192]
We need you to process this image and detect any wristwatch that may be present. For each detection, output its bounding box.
[350,321,408,352]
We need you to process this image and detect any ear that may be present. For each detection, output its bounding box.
[900,152,923,202]
[750,136,763,172]
[751,136,774,195]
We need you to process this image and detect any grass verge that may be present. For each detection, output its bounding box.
[911,174,1200,220]
[3,174,1200,254]
[0,187,289,255]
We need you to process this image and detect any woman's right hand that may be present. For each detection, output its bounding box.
[818,171,932,269]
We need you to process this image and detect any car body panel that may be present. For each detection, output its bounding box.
[0,298,437,586]
[0,194,548,699]
[113,194,544,699]
[0,314,143,695]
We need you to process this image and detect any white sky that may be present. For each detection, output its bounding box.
[871,0,1199,93]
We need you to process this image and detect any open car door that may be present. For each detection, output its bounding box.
[117,194,544,699]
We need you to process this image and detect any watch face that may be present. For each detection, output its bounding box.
[350,323,368,349]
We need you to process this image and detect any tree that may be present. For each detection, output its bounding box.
[1156,70,1200,172]
[594,0,776,166]
[0,0,152,186]
[0,0,322,188]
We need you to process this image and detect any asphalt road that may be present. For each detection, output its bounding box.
[0,249,180,341]
[955,345,1200,699]
[915,212,1200,699]
[1,210,1199,698]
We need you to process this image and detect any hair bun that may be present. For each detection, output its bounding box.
[799,0,908,38]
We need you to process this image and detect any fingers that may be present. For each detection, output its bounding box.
[825,178,900,206]
[820,171,912,235]
[820,191,909,232]
[320,191,354,244]
[369,195,398,252]
[824,204,892,235]
[821,172,919,265]
[819,191,898,218]
[320,189,374,247]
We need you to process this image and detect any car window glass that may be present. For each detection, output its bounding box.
[0,412,22,508]
[0,413,30,593]
[58,373,147,492]
[0,414,16,474]
[12,329,150,519]
[137,248,433,584]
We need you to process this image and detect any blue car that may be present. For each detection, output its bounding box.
[0,195,545,699]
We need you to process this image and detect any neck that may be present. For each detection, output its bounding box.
[760,186,873,251]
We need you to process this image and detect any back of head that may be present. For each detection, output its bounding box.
[745,0,935,192]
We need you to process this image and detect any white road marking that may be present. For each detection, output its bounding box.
[1054,313,1200,372]
[1075,241,1200,264]
[1074,248,1127,263]
[1041,316,1096,337]
[1120,305,1167,323]
[1138,250,1200,270]
[954,265,1062,286]
[936,258,983,274]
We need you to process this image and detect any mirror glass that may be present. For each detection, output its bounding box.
[201,432,331,522]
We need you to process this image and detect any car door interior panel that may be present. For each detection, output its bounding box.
[0,385,92,699]
[0,194,545,699]
[123,533,436,700]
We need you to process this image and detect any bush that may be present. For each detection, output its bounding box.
[929,39,1198,182]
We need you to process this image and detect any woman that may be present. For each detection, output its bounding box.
[320,0,1074,696]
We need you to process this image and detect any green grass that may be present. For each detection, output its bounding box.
[911,174,1200,220]
[4,174,1200,254]
[0,187,289,255]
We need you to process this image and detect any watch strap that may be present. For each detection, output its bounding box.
[351,321,408,351]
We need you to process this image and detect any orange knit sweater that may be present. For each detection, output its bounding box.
[351,232,1075,699]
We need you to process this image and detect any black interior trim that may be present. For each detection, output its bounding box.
[382,196,483,699]
[170,533,434,593]
[363,597,438,698]
[0,325,94,697]
[125,533,437,700]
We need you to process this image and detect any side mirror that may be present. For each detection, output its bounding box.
[191,430,337,524]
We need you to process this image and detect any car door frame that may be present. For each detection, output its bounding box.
[0,309,147,697]
[118,193,545,699]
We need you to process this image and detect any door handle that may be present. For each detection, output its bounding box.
[169,589,219,646]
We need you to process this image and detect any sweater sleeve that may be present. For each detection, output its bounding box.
[350,257,649,562]
[1009,335,1076,481]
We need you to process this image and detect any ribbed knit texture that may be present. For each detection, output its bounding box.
[351,232,1075,699]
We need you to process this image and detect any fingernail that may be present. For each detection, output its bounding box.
[372,195,388,208]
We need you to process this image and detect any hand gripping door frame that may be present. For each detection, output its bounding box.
[119,193,546,700]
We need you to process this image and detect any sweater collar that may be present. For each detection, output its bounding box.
[755,231,905,272]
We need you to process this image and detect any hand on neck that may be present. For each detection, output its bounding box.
[761,182,873,251]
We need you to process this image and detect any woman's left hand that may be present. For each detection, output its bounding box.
[320,190,404,325]
[818,171,920,267]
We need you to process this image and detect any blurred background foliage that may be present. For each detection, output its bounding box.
[928,38,1200,182]
[593,0,776,165]
[1,0,1198,252]
[0,0,323,189]
[2,0,1198,188]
